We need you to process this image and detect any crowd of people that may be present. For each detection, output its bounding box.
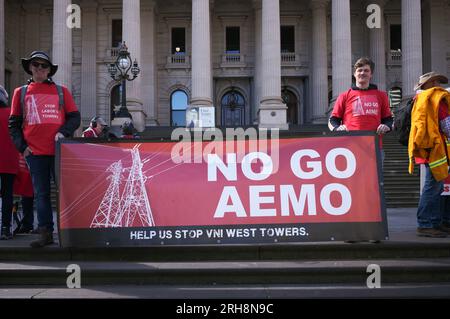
[0,51,449,247]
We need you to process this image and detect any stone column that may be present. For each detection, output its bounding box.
[120,0,145,131]
[331,0,352,101]
[141,1,157,125]
[310,0,329,123]
[80,0,97,123]
[402,0,422,99]
[52,0,72,89]
[259,0,287,130]
[368,0,387,91]
[253,0,262,124]
[23,1,41,83]
[428,0,447,75]
[191,0,213,106]
[0,0,4,86]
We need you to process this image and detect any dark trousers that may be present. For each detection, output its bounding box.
[0,173,15,229]
[25,155,55,232]
[21,196,35,229]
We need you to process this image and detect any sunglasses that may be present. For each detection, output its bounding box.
[31,61,50,69]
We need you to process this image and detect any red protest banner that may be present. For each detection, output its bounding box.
[58,134,387,246]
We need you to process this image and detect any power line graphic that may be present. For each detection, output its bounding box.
[90,161,123,228]
[90,145,155,228]
[117,146,154,227]
[26,95,41,124]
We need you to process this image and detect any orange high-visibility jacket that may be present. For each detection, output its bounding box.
[408,87,450,181]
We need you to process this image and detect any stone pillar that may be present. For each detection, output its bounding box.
[310,0,329,123]
[368,0,387,91]
[80,0,97,123]
[52,0,72,89]
[23,1,41,83]
[0,0,4,86]
[121,0,145,131]
[402,0,422,99]
[141,1,157,125]
[428,0,447,75]
[331,0,352,101]
[191,0,213,106]
[258,0,287,130]
[253,0,262,124]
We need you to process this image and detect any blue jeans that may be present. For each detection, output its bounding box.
[25,155,55,232]
[417,164,444,228]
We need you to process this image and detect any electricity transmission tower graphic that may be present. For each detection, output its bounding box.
[26,95,41,124]
[90,161,123,228]
[90,146,155,228]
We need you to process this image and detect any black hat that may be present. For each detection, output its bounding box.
[21,51,58,77]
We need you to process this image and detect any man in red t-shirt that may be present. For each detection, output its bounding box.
[328,57,393,244]
[328,57,393,152]
[9,51,80,248]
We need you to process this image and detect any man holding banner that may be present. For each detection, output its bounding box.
[9,51,81,247]
[328,57,393,164]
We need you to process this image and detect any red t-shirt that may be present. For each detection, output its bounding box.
[332,88,392,131]
[0,107,19,174]
[82,127,98,138]
[10,82,78,155]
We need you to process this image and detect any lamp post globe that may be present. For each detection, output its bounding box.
[108,42,140,120]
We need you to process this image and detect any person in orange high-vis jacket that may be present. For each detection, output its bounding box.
[409,72,450,238]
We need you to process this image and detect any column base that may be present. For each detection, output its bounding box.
[258,103,289,130]
[112,100,147,133]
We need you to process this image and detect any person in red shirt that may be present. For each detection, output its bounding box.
[82,116,108,138]
[9,51,80,247]
[0,85,18,240]
[328,57,393,244]
[328,57,393,155]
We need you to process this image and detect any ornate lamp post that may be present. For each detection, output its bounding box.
[108,42,140,119]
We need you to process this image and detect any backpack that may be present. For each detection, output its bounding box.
[393,97,415,146]
[20,84,64,114]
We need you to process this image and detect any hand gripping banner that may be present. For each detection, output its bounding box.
[57,133,388,247]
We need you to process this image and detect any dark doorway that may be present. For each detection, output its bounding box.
[172,28,186,54]
[282,88,298,125]
[221,89,245,127]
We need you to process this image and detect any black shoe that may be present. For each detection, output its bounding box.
[14,225,34,235]
[0,227,13,240]
[30,227,54,248]
[437,224,450,234]
[417,227,447,238]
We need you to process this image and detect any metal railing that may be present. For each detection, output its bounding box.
[388,50,402,65]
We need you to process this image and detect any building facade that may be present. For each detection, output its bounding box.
[1,0,449,131]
